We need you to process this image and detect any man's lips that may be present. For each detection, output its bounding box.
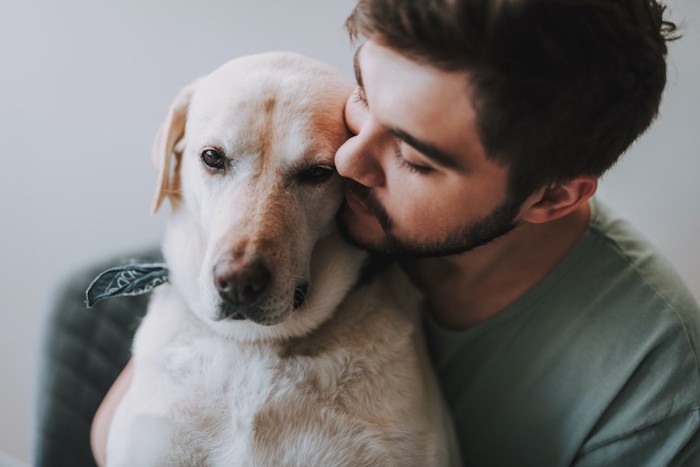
[341,179,393,233]
[344,188,372,216]
[343,180,378,218]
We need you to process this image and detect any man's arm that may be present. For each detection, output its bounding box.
[90,360,134,467]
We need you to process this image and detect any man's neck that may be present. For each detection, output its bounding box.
[403,201,592,330]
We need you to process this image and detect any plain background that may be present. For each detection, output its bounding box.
[1,0,698,462]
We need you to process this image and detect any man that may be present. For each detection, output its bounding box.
[91,0,700,465]
[332,0,700,465]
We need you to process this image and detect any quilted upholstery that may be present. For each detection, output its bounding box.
[34,248,161,467]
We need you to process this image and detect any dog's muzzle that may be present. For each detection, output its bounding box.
[214,257,271,306]
[212,256,309,323]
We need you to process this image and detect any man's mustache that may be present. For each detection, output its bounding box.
[343,179,393,230]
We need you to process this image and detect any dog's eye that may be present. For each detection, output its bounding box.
[296,165,335,184]
[201,148,226,170]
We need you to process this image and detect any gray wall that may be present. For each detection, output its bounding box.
[1,0,698,462]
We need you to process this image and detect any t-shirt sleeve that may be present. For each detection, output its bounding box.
[573,409,700,467]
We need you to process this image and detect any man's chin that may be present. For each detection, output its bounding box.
[337,207,520,260]
[336,206,432,259]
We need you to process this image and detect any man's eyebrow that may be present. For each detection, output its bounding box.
[389,128,463,170]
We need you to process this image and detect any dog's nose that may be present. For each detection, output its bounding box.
[214,258,271,305]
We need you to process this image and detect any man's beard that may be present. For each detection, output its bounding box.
[337,179,522,259]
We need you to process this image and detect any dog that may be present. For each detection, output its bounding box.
[105,52,458,466]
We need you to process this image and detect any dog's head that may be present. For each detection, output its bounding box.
[151,53,364,341]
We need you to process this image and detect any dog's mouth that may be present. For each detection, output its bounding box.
[293,283,309,309]
[214,282,310,323]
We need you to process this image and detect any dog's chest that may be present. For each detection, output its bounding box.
[169,343,280,463]
[126,280,427,466]
[132,306,292,464]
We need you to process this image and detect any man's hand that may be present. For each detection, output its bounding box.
[91,360,134,467]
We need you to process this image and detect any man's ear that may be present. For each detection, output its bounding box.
[521,175,598,224]
[150,81,199,214]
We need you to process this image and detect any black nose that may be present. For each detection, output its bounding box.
[214,258,271,305]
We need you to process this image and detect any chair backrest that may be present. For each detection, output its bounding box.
[33,249,159,467]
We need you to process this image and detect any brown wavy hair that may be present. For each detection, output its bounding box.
[346,0,679,200]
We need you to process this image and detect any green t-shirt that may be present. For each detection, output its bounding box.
[425,199,700,466]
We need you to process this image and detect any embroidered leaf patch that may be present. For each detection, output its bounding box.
[85,262,169,308]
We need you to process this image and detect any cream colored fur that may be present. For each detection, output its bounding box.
[106,52,458,466]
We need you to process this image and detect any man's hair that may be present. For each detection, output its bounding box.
[346,0,679,200]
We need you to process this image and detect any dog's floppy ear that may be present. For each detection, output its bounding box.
[151,81,198,214]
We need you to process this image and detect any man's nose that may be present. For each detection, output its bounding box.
[335,127,386,188]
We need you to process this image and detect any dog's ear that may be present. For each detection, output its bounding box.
[151,81,198,214]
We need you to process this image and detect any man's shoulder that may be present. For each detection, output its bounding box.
[586,198,699,319]
[581,199,700,367]
[570,199,700,459]
[427,199,700,465]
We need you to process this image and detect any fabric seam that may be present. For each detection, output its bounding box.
[579,407,700,455]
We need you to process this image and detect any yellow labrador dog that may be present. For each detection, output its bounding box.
[106,53,458,466]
